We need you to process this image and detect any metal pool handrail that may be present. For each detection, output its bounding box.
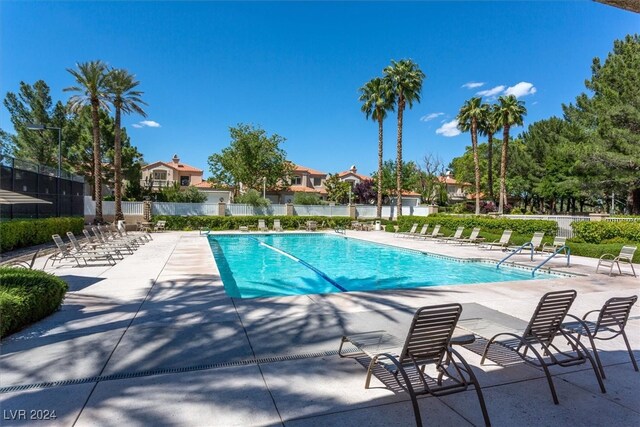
[497,242,535,269]
[532,245,570,277]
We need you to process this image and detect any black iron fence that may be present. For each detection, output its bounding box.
[0,156,85,220]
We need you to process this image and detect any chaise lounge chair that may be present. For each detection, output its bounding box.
[506,232,544,254]
[478,290,606,404]
[258,219,269,232]
[541,236,567,255]
[339,303,490,427]
[273,219,283,232]
[66,232,124,260]
[437,226,465,243]
[562,295,638,379]
[4,250,40,269]
[48,234,117,267]
[397,223,418,238]
[83,229,135,254]
[421,224,443,240]
[596,245,637,277]
[479,230,512,250]
[457,227,484,245]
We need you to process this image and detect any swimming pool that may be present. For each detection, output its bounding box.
[209,233,558,298]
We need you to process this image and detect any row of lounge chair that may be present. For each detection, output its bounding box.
[46,225,152,268]
[340,290,638,426]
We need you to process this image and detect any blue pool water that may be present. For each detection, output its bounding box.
[209,234,556,298]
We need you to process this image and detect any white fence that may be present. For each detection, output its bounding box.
[153,202,219,216]
[504,215,590,238]
[226,204,287,216]
[293,205,350,217]
[356,205,431,219]
[84,197,144,216]
[606,217,640,222]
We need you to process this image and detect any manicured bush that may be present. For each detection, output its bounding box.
[0,217,85,253]
[153,215,354,231]
[396,215,558,236]
[0,267,68,337]
[571,221,640,244]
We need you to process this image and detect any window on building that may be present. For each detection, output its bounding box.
[312,177,322,186]
[180,176,190,186]
[153,171,167,181]
[292,176,302,185]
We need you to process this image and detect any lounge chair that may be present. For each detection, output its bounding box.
[596,245,637,277]
[339,304,490,427]
[83,229,135,254]
[99,226,142,247]
[457,227,484,245]
[306,220,317,231]
[396,223,418,238]
[67,232,124,260]
[48,234,117,267]
[115,226,148,245]
[479,230,512,250]
[421,224,443,239]
[562,295,638,379]
[273,219,283,232]
[258,219,268,232]
[437,226,465,243]
[118,221,152,242]
[541,236,567,255]
[506,232,544,254]
[479,290,605,404]
[153,220,166,232]
[409,224,429,239]
[4,250,40,269]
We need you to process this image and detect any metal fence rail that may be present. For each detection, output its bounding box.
[293,205,350,217]
[504,215,590,238]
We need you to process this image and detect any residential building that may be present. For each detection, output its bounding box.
[192,181,233,203]
[267,164,327,203]
[438,172,471,202]
[337,165,370,187]
[141,154,203,190]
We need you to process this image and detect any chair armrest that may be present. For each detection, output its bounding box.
[599,253,615,261]
[581,309,601,321]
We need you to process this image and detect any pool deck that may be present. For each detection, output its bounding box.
[1,230,639,426]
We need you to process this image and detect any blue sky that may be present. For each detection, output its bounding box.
[1,1,638,178]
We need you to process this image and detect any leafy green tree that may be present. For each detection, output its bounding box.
[372,159,422,201]
[457,97,484,214]
[293,192,322,205]
[324,173,351,204]
[564,34,640,213]
[353,179,377,204]
[105,68,147,220]
[65,60,110,223]
[208,124,293,195]
[479,103,501,202]
[2,80,67,166]
[157,183,207,203]
[359,77,394,217]
[496,95,527,214]
[383,59,425,216]
[235,188,270,207]
[418,154,446,205]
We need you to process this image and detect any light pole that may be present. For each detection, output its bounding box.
[263,177,266,199]
[26,123,62,215]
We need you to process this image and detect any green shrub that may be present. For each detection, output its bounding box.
[0,217,85,253]
[153,215,354,231]
[571,221,640,244]
[0,268,68,337]
[396,214,558,236]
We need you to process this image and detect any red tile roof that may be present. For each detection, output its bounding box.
[438,176,471,186]
[337,170,371,181]
[293,164,326,176]
[143,161,203,173]
[288,185,327,194]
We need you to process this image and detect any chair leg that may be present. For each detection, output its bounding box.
[450,348,491,427]
[629,262,637,277]
[621,331,639,372]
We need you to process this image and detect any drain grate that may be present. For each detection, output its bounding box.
[0,347,358,394]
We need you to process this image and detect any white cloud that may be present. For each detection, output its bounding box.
[476,85,505,97]
[436,119,461,137]
[504,82,537,98]
[462,82,485,89]
[420,112,444,122]
[131,123,142,128]
[139,120,161,128]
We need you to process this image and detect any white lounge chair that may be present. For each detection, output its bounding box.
[421,224,443,239]
[273,219,283,232]
[258,219,268,232]
[409,224,429,239]
[480,230,512,250]
[596,246,637,277]
[541,236,568,255]
[438,226,465,243]
[457,227,484,245]
[397,223,418,238]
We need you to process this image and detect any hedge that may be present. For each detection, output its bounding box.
[0,217,85,253]
[0,267,68,338]
[571,221,640,244]
[153,215,354,231]
[396,215,558,236]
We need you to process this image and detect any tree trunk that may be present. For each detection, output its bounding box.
[396,98,405,218]
[114,104,124,221]
[91,99,103,224]
[487,133,494,202]
[498,124,510,214]
[471,119,481,215]
[377,116,384,219]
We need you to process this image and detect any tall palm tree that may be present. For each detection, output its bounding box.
[479,103,501,203]
[358,77,394,218]
[105,68,147,221]
[496,95,527,214]
[65,61,109,223]
[457,97,484,215]
[383,59,425,217]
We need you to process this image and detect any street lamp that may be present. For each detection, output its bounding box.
[263,176,267,199]
[26,123,62,215]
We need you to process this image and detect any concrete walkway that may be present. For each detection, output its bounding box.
[1,231,639,426]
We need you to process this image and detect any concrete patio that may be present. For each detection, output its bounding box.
[1,230,639,426]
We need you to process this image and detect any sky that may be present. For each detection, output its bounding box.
[1,1,639,178]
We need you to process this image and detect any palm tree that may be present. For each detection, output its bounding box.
[457,97,484,215]
[383,59,425,217]
[496,95,527,214]
[479,103,501,202]
[105,68,147,221]
[65,61,109,223]
[358,77,394,218]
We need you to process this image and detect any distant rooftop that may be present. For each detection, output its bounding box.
[595,0,639,13]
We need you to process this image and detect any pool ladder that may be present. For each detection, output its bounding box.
[497,243,571,277]
[496,242,536,269]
